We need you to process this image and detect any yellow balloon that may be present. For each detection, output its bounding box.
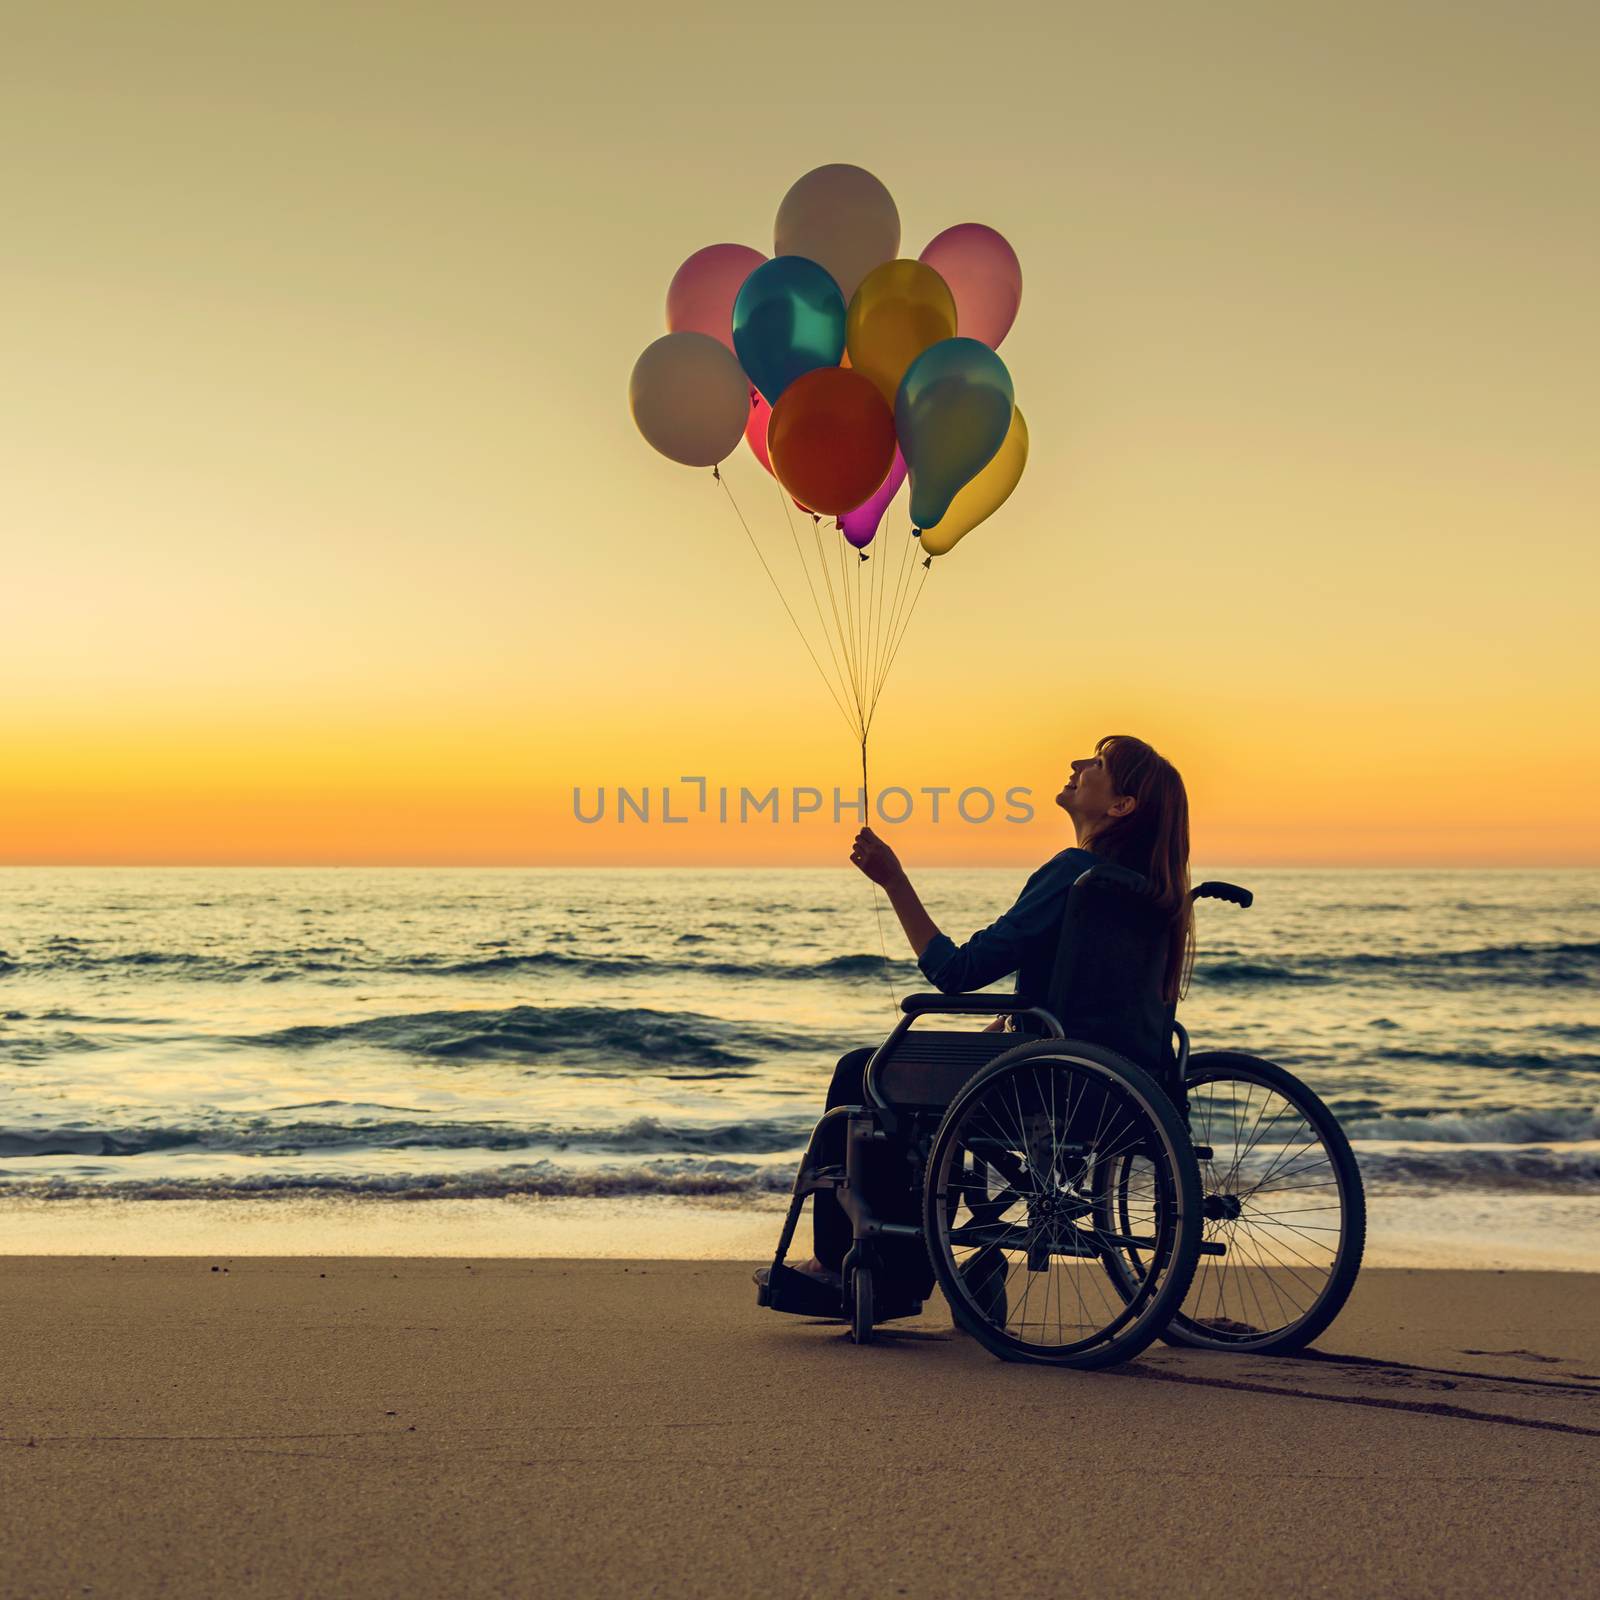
[845,260,958,409]
[919,406,1029,556]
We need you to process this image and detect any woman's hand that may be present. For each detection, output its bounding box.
[851,829,940,958]
[849,827,903,887]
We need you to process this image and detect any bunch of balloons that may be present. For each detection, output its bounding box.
[629,164,1027,559]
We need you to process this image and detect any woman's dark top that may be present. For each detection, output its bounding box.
[916,846,1108,1001]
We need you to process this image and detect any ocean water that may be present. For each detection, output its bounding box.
[1,867,1596,1257]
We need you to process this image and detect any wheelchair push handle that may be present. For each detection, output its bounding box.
[1192,880,1253,909]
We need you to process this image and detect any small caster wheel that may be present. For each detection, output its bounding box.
[848,1265,874,1345]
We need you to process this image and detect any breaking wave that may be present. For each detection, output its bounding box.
[8,937,1595,992]
[0,1111,813,1161]
[1343,1105,1600,1144]
[1197,940,1600,988]
[0,946,916,985]
[0,1159,797,1202]
[236,1003,817,1068]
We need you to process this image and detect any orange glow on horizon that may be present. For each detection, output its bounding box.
[4,704,1595,867]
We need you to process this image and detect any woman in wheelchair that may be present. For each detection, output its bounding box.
[797,733,1194,1287]
[756,730,1367,1367]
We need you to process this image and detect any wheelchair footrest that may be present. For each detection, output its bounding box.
[757,1263,845,1319]
[872,1297,926,1325]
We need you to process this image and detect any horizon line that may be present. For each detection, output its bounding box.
[3,860,1596,872]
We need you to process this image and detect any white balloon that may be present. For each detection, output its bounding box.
[775,164,900,305]
[628,332,751,468]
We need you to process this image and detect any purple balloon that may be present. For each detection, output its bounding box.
[837,449,906,549]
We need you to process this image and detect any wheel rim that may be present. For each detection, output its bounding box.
[1171,1068,1352,1345]
[930,1057,1188,1359]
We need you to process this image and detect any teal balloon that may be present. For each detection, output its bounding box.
[895,338,1015,530]
[732,256,846,406]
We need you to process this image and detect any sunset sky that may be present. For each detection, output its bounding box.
[3,1,1596,866]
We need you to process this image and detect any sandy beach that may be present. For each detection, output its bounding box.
[3,1259,1595,1598]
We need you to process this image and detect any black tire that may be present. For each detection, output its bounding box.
[923,1040,1202,1370]
[848,1263,874,1345]
[1144,1052,1364,1353]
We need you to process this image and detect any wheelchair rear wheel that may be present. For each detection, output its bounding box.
[1171,1053,1365,1351]
[1099,1052,1365,1354]
[924,1041,1203,1369]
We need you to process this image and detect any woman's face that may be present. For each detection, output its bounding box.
[1055,751,1134,830]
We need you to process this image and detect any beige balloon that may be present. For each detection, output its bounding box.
[919,407,1029,556]
[774,164,900,305]
[628,332,751,468]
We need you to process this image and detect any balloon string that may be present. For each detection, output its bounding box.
[871,523,890,708]
[864,537,876,713]
[860,733,900,1019]
[835,524,866,720]
[718,464,935,1034]
[845,536,861,708]
[872,526,919,713]
[779,484,855,719]
[851,533,870,715]
[864,528,876,710]
[834,525,859,711]
[721,469,929,1022]
[886,527,919,683]
[806,514,846,721]
[715,468,857,738]
[810,516,865,734]
[872,559,931,731]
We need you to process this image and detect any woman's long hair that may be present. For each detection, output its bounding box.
[1085,734,1195,1004]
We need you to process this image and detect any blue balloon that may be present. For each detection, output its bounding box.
[732,256,846,406]
[895,338,1015,530]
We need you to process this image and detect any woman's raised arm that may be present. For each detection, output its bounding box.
[849,827,939,957]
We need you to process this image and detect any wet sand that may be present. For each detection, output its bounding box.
[3,1192,1595,1269]
[3,1260,1596,1597]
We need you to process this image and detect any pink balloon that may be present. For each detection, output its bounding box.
[838,449,906,549]
[744,388,773,474]
[667,243,768,351]
[918,224,1022,349]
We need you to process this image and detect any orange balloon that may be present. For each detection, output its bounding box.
[767,368,896,516]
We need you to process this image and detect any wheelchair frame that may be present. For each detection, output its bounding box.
[757,994,1194,1326]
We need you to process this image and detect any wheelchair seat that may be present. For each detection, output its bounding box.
[867,1026,1024,1109]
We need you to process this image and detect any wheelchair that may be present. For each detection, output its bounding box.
[756,870,1367,1368]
